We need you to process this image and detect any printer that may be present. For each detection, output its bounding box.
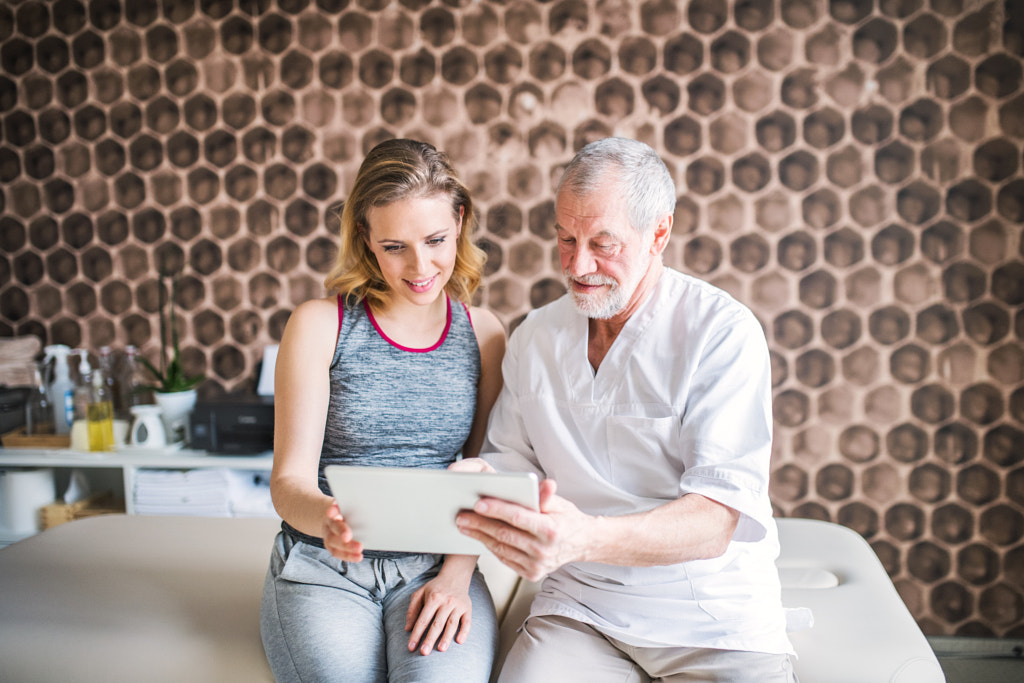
[190,394,274,455]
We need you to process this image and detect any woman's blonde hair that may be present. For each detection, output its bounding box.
[325,139,485,309]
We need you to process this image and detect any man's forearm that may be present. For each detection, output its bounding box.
[584,493,739,567]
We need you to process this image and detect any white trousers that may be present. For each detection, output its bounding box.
[499,615,797,683]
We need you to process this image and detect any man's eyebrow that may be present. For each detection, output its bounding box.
[554,225,618,239]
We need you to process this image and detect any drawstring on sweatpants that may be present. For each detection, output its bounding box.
[366,558,414,601]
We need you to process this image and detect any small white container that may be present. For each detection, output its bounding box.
[69,419,88,451]
[113,419,129,446]
[129,405,167,448]
[0,468,55,534]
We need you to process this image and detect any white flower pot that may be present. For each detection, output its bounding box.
[153,389,197,445]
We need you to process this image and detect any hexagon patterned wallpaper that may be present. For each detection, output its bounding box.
[0,0,1022,637]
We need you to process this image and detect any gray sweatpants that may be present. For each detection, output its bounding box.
[260,532,498,683]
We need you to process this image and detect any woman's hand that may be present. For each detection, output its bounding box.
[447,457,495,474]
[321,500,364,562]
[404,555,476,655]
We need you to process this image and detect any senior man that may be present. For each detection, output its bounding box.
[454,137,795,682]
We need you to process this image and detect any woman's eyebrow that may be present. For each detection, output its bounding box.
[375,228,449,245]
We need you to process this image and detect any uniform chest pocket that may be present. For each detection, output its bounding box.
[605,415,682,499]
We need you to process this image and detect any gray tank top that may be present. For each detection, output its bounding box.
[283,294,481,554]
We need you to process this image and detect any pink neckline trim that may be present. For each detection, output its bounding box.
[364,296,452,353]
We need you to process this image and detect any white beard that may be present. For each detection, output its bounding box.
[563,251,651,320]
[565,272,626,319]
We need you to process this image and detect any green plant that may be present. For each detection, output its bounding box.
[140,268,204,393]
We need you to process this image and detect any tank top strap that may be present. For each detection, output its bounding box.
[336,294,344,337]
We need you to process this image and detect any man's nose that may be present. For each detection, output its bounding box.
[567,245,596,277]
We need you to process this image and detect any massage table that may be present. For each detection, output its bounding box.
[0,515,943,682]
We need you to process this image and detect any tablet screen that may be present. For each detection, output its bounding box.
[324,464,539,555]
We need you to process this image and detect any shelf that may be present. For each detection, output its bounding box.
[0,448,273,470]
[0,448,276,545]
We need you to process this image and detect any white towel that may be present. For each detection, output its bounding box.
[133,468,275,518]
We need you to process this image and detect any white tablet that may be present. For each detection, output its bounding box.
[324,464,539,555]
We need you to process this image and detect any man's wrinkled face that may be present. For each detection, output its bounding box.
[555,184,655,320]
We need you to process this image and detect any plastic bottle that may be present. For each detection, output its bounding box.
[98,346,121,417]
[25,362,54,435]
[72,351,93,425]
[43,345,75,435]
[120,345,152,411]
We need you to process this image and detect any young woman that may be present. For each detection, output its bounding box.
[260,139,506,682]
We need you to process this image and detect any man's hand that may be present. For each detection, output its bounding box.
[456,479,594,581]
[321,500,364,562]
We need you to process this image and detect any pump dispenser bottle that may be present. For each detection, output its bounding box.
[44,345,74,435]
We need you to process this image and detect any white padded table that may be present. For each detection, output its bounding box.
[777,518,945,682]
[497,518,946,683]
[0,515,280,683]
[0,514,517,683]
[0,515,944,682]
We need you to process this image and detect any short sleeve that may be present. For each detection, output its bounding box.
[678,308,774,542]
[480,321,546,479]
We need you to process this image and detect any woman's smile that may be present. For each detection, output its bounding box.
[405,274,438,293]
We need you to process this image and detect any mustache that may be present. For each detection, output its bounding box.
[564,272,618,287]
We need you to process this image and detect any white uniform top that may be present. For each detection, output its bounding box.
[483,268,794,654]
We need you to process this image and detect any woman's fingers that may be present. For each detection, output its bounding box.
[322,513,364,561]
[406,585,472,655]
[409,601,447,654]
[405,588,425,632]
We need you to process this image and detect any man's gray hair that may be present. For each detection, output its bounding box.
[557,137,677,235]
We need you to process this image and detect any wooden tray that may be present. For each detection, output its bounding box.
[1,427,71,449]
